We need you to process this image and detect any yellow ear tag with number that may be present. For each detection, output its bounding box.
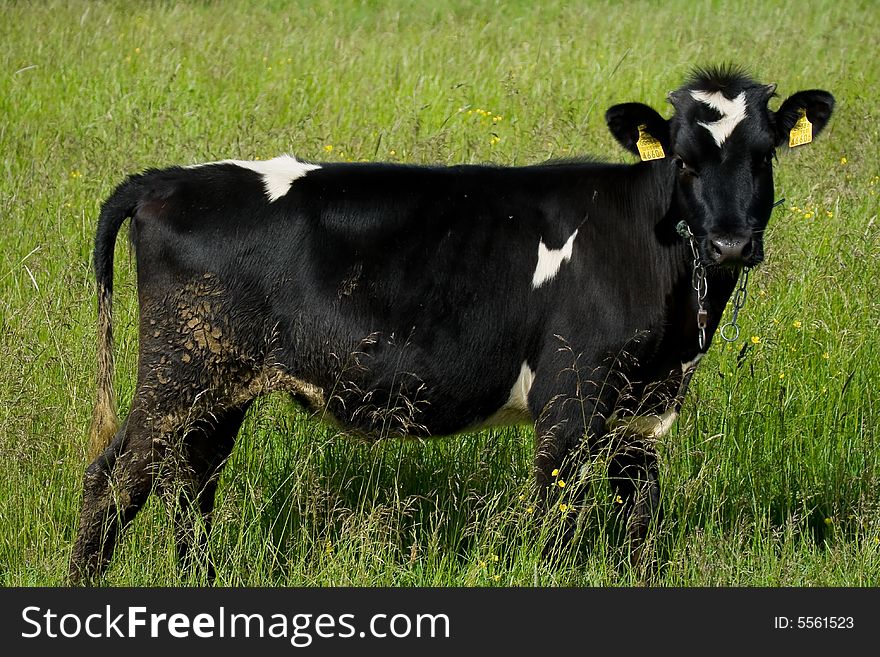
[789,108,813,147]
[636,124,666,161]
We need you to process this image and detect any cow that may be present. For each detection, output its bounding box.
[69,66,834,583]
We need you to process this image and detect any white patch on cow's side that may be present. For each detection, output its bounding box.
[480,361,536,428]
[189,154,321,202]
[690,90,748,147]
[531,229,579,288]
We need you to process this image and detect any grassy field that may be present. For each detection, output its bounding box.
[1,0,878,586]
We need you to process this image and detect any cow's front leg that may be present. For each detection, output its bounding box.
[530,366,616,549]
[607,435,661,571]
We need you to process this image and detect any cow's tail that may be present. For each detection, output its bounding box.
[88,177,141,460]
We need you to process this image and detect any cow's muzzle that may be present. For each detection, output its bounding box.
[707,233,756,267]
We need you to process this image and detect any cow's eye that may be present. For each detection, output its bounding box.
[674,156,698,177]
[756,150,776,167]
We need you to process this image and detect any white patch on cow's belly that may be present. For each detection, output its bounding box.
[478,361,535,428]
[606,407,679,439]
[690,90,748,147]
[605,355,704,439]
[189,154,320,202]
[532,229,578,288]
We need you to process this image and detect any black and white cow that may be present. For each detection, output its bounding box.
[70,66,833,582]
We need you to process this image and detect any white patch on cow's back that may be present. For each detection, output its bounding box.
[479,361,535,428]
[189,154,321,202]
[532,229,578,288]
[690,90,748,147]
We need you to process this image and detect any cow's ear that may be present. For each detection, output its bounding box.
[773,90,835,148]
[605,103,670,159]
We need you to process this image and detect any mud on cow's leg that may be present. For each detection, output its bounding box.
[69,404,165,585]
[69,394,251,585]
[70,273,272,584]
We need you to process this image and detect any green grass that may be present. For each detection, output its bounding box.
[1,0,878,586]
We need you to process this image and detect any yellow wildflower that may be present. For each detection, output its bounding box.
[559,503,569,513]
[750,335,761,345]
[793,320,802,329]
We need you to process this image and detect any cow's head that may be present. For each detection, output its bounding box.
[606,66,834,268]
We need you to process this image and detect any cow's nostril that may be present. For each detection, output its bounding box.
[709,237,749,264]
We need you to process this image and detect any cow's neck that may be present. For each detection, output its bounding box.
[640,160,741,359]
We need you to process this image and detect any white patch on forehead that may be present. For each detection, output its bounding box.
[690,90,748,147]
[189,154,320,202]
[479,362,535,428]
[532,229,578,288]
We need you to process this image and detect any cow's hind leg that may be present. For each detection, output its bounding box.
[69,403,164,584]
[164,403,251,582]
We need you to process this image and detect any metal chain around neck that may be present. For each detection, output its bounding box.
[676,221,709,349]
[719,268,750,342]
[675,199,782,350]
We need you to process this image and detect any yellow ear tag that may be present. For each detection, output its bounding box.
[789,108,813,147]
[636,124,666,161]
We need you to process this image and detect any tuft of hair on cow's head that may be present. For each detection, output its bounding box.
[605,65,835,269]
